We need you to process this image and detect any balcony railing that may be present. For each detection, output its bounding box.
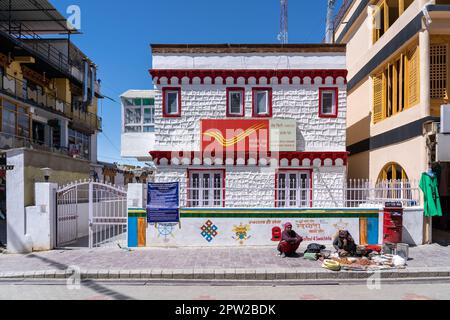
[181,179,421,209]
[1,73,102,132]
[0,20,83,83]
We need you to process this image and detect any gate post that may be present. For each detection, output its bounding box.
[127,183,146,248]
[27,183,58,251]
[88,181,94,248]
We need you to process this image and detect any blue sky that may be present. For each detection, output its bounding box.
[52,0,343,166]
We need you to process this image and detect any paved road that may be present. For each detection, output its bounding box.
[0,281,449,300]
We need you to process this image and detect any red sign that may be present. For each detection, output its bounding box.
[201,119,269,153]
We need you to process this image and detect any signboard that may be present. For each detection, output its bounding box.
[270,119,297,151]
[147,182,180,223]
[201,119,296,152]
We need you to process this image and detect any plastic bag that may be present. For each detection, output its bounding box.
[392,255,406,267]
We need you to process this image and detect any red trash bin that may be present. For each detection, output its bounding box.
[383,202,404,244]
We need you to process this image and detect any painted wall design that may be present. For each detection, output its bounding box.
[200,220,219,243]
[142,208,382,248]
[232,223,251,245]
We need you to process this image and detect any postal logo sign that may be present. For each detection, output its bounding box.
[201,119,296,153]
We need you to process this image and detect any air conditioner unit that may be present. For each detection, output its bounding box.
[442,104,450,134]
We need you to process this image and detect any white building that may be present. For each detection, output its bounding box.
[121,90,157,161]
[144,44,349,209]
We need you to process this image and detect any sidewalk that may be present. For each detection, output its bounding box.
[0,244,449,281]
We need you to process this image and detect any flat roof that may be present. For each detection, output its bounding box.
[151,44,346,54]
[0,0,78,34]
[121,90,158,99]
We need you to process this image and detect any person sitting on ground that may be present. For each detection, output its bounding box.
[278,222,303,258]
[333,230,357,257]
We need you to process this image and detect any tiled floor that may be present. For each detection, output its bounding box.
[0,244,449,273]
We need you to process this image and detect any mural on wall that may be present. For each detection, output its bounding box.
[156,223,177,243]
[200,220,219,243]
[294,219,351,242]
[232,223,251,245]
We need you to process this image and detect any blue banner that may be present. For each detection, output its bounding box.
[147,182,180,223]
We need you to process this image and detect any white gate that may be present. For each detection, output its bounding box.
[56,181,127,248]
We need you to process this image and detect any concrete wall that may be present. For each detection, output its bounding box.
[403,207,424,246]
[153,53,346,70]
[153,84,347,152]
[121,132,156,158]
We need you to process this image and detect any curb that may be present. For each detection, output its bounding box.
[1,268,450,281]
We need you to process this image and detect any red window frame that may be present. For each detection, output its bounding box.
[187,169,226,208]
[252,88,273,118]
[318,87,339,118]
[162,87,182,118]
[226,87,245,117]
[274,169,313,208]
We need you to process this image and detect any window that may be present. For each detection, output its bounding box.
[377,163,411,201]
[319,88,338,118]
[372,45,420,124]
[69,128,90,160]
[430,44,448,100]
[226,88,245,117]
[252,88,272,117]
[276,171,311,208]
[163,88,181,117]
[188,170,224,208]
[1,100,17,136]
[123,96,155,133]
[373,0,414,44]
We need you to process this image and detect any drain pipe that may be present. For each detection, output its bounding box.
[420,0,434,245]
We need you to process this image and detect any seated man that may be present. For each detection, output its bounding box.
[333,230,357,257]
[278,222,303,258]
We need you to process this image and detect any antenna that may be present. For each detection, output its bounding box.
[278,0,288,44]
[325,0,337,44]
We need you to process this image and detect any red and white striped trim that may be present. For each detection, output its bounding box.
[149,151,348,167]
[149,69,348,86]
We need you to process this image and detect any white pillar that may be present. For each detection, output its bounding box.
[6,150,28,254]
[127,183,146,209]
[27,183,58,251]
[419,28,431,118]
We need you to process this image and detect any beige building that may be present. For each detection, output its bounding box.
[334,0,450,237]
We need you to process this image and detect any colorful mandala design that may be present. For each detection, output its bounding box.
[200,220,218,242]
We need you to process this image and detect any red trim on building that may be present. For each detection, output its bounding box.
[162,87,182,118]
[187,168,226,208]
[252,88,273,118]
[226,87,246,117]
[149,151,349,167]
[275,169,314,208]
[318,87,339,118]
[150,69,348,85]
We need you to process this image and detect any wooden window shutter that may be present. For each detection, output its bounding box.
[430,43,448,100]
[373,73,383,123]
[407,46,420,107]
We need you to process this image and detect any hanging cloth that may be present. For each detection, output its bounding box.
[420,172,443,217]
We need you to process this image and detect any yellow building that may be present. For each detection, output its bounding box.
[334,0,450,239]
[0,1,103,248]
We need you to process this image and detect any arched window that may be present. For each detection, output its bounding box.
[377,162,411,202]
[377,162,409,182]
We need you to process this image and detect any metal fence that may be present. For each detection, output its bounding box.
[183,179,421,209]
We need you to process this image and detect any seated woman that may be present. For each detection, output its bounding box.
[278,222,303,258]
[333,230,357,257]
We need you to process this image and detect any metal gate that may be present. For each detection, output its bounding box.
[56,181,127,248]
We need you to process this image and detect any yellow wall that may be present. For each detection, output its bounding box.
[348,151,370,179]
[369,135,427,182]
[24,166,89,206]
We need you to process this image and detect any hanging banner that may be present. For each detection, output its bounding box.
[147,182,180,223]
